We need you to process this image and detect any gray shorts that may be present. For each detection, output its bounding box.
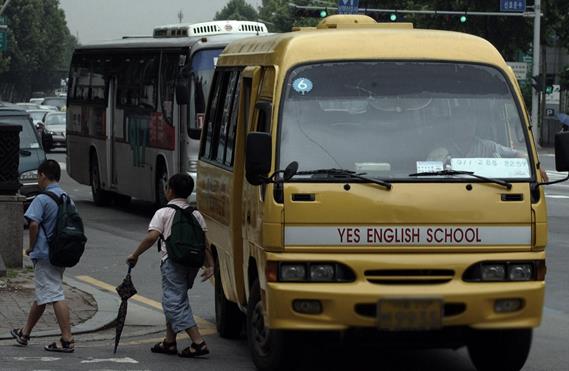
[34,259,65,305]
[160,258,200,333]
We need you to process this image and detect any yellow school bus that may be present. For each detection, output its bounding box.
[197,15,569,371]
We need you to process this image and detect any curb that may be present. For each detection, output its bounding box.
[0,274,120,340]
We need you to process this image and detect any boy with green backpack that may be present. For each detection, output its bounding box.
[127,173,214,358]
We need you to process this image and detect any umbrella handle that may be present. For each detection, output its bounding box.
[128,264,134,274]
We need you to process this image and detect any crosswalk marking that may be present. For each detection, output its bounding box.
[81,357,138,364]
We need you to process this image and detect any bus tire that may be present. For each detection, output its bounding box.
[90,154,111,206]
[467,329,532,371]
[114,193,131,207]
[215,258,244,339]
[247,279,293,371]
[154,160,167,208]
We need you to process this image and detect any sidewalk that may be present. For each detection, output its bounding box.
[0,239,126,342]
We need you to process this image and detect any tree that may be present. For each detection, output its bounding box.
[214,0,258,21]
[0,0,76,101]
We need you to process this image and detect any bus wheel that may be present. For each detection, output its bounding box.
[215,258,244,338]
[467,329,532,371]
[114,193,131,207]
[155,163,167,208]
[247,279,292,371]
[90,155,111,206]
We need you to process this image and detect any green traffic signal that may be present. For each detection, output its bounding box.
[460,15,467,23]
[320,9,327,18]
[546,86,553,94]
[390,14,397,21]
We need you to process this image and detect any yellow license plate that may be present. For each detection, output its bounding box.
[377,298,443,331]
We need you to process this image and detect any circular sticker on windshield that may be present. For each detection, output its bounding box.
[292,78,313,95]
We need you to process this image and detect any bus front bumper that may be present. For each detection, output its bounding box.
[264,252,545,331]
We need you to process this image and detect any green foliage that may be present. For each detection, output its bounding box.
[0,0,76,100]
[214,0,258,21]
[258,0,322,33]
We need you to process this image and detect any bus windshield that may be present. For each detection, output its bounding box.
[280,62,532,180]
[189,48,223,135]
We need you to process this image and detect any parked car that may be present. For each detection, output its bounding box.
[42,111,66,152]
[0,108,46,204]
[40,96,66,111]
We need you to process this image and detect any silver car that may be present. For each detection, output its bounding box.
[42,112,66,151]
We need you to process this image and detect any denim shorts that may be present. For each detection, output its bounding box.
[160,258,200,333]
[33,259,65,305]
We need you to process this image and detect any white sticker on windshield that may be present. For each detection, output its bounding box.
[416,161,444,173]
[292,78,313,95]
[30,143,40,149]
[451,158,530,178]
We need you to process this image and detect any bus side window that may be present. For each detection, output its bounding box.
[225,73,244,167]
[201,71,227,160]
[215,70,240,165]
[160,52,179,124]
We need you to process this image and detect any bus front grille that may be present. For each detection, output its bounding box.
[364,269,455,285]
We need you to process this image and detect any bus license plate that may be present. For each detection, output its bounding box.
[377,298,443,331]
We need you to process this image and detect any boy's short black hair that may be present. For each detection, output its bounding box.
[167,173,194,199]
[38,159,61,182]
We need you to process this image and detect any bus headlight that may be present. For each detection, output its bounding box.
[267,262,355,283]
[20,170,38,183]
[463,261,543,282]
[279,264,306,281]
[507,264,533,281]
[309,264,335,281]
[480,264,506,281]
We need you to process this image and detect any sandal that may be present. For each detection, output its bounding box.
[10,328,30,346]
[150,340,177,355]
[44,337,75,353]
[178,341,209,358]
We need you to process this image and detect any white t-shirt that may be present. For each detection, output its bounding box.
[148,198,207,261]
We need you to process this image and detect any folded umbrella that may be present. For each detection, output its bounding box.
[114,265,137,353]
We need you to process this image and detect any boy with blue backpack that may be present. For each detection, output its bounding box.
[127,173,214,358]
[11,159,86,353]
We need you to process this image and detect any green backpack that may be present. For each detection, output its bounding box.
[159,205,206,267]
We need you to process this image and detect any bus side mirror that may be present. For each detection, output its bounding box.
[246,132,272,186]
[554,131,569,171]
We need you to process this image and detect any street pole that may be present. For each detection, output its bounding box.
[0,0,11,16]
[531,0,541,145]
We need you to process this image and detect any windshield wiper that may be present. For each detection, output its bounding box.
[296,168,392,190]
[409,169,512,189]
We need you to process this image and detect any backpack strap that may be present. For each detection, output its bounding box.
[38,191,64,240]
[40,191,63,205]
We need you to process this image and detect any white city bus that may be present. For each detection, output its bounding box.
[66,20,268,206]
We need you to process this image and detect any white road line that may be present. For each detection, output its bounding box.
[13,357,61,361]
[80,357,138,364]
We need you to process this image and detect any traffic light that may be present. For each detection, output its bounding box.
[389,13,397,21]
[292,6,328,18]
[460,15,467,23]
